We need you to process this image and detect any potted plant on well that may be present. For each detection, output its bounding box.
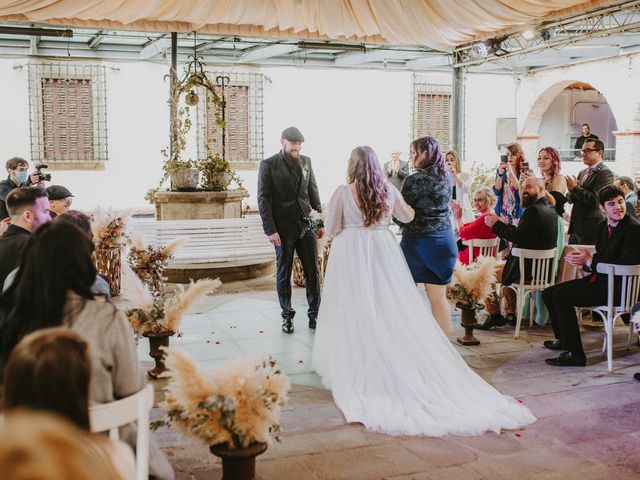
[158,349,290,480]
[447,256,498,345]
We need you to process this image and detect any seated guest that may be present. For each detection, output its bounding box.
[2,328,135,480]
[0,221,174,480]
[614,176,638,219]
[0,411,122,480]
[0,187,50,287]
[479,177,558,330]
[3,211,111,300]
[452,186,497,265]
[46,184,74,218]
[542,185,640,367]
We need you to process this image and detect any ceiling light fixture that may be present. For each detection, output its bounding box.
[298,41,366,52]
[522,28,537,40]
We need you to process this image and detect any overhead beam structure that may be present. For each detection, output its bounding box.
[454,0,640,68]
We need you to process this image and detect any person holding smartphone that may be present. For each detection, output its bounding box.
[493,143,525,227]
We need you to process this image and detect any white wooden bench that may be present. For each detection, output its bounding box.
[128,216,274,266]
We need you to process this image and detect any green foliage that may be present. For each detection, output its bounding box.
[468,162,496,201]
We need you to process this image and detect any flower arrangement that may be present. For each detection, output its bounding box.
[127,237,183,270]
[121,263,221,336]
[158,349,290,449]
[299,208,325,238]
[91,207,130,250]
[447,256,498,310]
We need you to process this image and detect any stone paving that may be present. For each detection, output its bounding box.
[135,276,640,480]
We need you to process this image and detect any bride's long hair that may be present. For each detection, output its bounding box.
[347,146,389,227]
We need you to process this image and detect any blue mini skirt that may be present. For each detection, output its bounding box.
[400,229,457,285]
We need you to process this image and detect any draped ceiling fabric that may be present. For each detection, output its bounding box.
[0,0,623,51]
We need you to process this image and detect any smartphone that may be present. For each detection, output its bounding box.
[521,161,530,171]
[500,154,508,163]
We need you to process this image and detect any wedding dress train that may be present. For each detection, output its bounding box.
[312,184,536,437]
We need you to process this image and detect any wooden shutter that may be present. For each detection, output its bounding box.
[42,78,94,161]
[416,93,451,148]
[206,85,249,161]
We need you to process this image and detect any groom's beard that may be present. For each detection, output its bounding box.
[283,151,300,165]
[522,194,536,208]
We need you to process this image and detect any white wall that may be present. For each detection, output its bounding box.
[0,57,517,212]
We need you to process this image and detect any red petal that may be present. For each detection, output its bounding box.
[514,433,521,438]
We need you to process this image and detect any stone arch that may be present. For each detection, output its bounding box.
[518,79,621,162]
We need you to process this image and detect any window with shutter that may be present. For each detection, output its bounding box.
[28,63,108,166]
[197,72,265,168]
[413,83,453,151]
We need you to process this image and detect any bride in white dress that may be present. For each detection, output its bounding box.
[312,145,536,437]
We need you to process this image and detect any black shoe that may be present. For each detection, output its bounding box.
[477,314,506,330]
[308,318,317,330]
[634,372,640,382]
[505,314,517,326]
[543,340,562,350]
[545,351,586,367]
[281,318,294,334]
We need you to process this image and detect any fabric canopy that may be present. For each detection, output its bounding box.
[0,0,621,51]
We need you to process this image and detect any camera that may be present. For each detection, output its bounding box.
[500,154,508,163]
[34,164,51,182]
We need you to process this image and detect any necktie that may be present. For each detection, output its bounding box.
[581,167,593,185]
[607,224,614,238]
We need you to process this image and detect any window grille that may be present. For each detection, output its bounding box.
[28,63,108,163]
[196,72,264,164]
[413,83,452,149]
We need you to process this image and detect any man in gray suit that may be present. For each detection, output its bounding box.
[383,150,410,190]
[566,139,614,245]
[614,176,638,219]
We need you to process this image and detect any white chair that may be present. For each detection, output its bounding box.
[504,247,557,339]
[462,237,501,263]
[90,384,154,480]
[584,263,640,372]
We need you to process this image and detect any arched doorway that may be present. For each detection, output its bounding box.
[520,80,618,164]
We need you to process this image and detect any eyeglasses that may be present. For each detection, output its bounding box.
[472,198,486,203]
[581,148,600,155]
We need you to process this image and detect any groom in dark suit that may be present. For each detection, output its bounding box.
[257,127,324,334]
[566,139,614,245]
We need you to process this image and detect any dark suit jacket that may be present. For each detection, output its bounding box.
[589,215,640,294]
[0,224,31,287]
[492,197,558,286]
[567,162,614,245]
[257,151,322,239]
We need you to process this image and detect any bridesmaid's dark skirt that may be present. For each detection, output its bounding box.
[400,229,457,285]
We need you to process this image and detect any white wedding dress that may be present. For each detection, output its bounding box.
[312,184,536,437]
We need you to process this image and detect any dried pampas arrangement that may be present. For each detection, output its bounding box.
[447,256,498,309]
[159,350,291,449]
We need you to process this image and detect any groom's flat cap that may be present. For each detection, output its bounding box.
[281,126,305,142]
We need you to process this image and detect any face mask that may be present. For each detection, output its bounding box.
[14,171,29,184]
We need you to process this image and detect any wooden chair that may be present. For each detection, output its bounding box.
[582,263,640,372]
[462,237,501,263]
[504,247,557,339]
[90,384,154,480]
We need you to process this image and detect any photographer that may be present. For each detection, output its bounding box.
[0,158,45,221]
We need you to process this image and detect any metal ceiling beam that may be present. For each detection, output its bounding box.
[335,49,421,66]
[88,31,106,49]
[241,43,297,62]
[454,0,640,67]
[140,35,170,59]
[405,54,451,69]
[0,25,72,37]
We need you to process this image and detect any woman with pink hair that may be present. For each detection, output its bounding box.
[312,145,536,438]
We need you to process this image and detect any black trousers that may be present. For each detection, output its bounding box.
[274,230,320,321]
[541,277,607,356]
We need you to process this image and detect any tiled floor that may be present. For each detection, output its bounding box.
[132,275,640,480]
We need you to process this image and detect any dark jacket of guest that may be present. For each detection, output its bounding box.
[399,170,452,234]
[567,162,614,245]
[588,214,640,294]
[0,178,22,221]
[257,151,322,239]
[492,197,558,286]
[0,225,30,287]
